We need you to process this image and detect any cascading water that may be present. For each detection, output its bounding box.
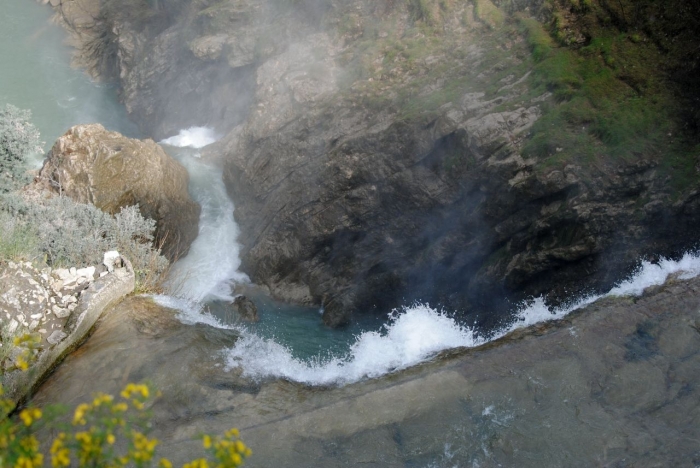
[160,128,249,303]
[155,131,700,387]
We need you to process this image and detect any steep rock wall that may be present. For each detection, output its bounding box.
[38,124,200,259]
[53,0,700,327]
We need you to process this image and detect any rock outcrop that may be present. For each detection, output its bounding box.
[230,295,259,323]
[1,253,135,406]
[38,124,200,259]
[52,0,700,327]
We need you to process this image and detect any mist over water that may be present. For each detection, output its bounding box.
[153,131,700,386]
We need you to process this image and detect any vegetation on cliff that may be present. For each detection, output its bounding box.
[0,107,169,293]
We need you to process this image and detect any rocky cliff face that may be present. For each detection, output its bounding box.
[54,0,700,327]
[38,124,200,259]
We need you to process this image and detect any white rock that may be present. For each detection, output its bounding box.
[61,295,77,305]
[52,305,71,319]
[76,266,96,280]
[76,277,86,285]
[47,330,67,345]
[30,313,43,319]
[53,268,70,280]
[51,279,64,292]
[103,251,121,272]
[29,320,39,330]
[99,271,108,278]
[69,267,77,276]
[8,319,18,333]
[62,274,78,287]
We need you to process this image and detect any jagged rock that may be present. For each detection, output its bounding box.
[46,330,68,345]
[76,266,96,280]
[52,305,71,319]
[231,296,259,323]
[38,124,200,258]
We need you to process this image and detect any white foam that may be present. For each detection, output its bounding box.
[159,128,249,303]
[152,294,233,329]
[225,304,481,386]
[223,252,700,385]
[161,126,218,149]
[158,125,700,386]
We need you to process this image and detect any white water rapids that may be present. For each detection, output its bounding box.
[156,127,700,386]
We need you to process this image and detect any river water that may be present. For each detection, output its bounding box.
[0,0,138,161]
[8,1,700,466]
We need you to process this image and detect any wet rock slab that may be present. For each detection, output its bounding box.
[31,276,700,467]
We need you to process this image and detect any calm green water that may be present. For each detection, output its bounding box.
[0,0,138,163]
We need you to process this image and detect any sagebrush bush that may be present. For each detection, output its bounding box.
[0,195,169,293]
[0,105,42,194]
[0,210,39,262]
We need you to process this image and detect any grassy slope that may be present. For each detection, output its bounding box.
[325,0,700,195]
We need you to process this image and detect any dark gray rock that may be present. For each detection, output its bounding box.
[231,296,259,323]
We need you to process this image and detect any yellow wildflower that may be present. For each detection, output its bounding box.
[131,399,145,410]
[19,408,41,426]
[73,403,89,425]
[112,402,128,413]
[15,355,29,371]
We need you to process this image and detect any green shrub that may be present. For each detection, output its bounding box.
[0,197,169,293]
[0,210,38,262]
[474,0,504,29]
[0,105,42,194]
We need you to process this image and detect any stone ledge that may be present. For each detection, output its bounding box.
[3,257,135,408]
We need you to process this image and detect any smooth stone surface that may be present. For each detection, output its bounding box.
[30,275,700,467]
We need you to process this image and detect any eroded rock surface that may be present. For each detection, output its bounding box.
[1,254,135,406]
[0,261,99,352]
[38,124,200,258]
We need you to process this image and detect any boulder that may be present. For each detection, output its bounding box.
[38,124,200,258]
[231,296,259,323]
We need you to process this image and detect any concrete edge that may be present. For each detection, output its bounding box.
[3,257,135,408]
